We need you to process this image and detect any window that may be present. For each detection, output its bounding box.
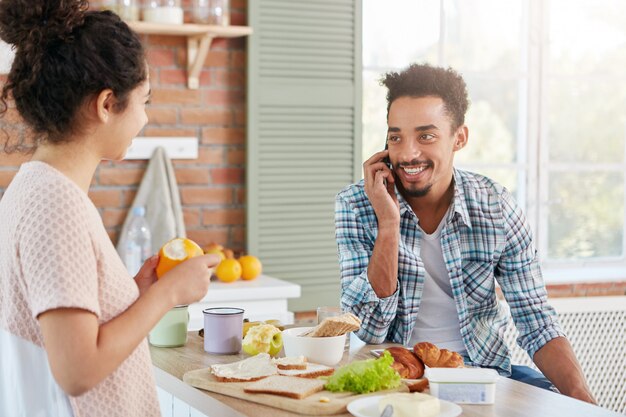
[363,0,626,282]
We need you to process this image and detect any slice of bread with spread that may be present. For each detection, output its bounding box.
[277,363,335,378]
[211,353,278,382]
[243,375,326,399]
[272,355,307,370]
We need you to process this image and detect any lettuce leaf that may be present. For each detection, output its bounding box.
[324,350,401,394]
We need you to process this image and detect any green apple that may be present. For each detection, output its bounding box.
[242,324,283,357]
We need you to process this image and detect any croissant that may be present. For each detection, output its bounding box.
[413,342,464,368]
[385,346,425,379]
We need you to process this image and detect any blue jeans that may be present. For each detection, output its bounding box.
[509,365,558,393]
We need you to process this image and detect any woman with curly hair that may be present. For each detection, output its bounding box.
[0,1,220,415]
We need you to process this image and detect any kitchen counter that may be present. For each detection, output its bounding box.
[150,333,620,417]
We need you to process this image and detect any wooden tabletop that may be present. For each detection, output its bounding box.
[150,333,621,417]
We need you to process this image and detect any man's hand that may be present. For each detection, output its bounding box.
[134,255,159,296]
[363,150,399,227]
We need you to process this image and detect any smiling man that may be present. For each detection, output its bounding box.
[334,63,595,403]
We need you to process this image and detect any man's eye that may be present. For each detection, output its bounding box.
[420,134,435,141]
[388,136,400,143]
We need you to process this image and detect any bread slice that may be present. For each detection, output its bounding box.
[272,355,307,370]
[211,353,278,382]
[302,313,362,337]
[243,375,326,399]
[278,363,335,378]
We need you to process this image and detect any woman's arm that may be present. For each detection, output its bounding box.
[38,254,218,396]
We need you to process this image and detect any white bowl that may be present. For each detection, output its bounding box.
[281,327,346,366]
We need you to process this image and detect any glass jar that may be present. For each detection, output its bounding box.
[118,0,140,21]
[192,0,210,24]
[209,0,230,26]
[142,0,183,24]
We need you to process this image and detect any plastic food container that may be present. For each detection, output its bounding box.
[425,367,499,404]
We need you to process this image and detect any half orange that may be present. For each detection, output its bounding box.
[156,237,204,279]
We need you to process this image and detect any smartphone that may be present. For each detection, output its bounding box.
[382,142,391,168]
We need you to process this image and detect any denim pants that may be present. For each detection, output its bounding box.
[509,365,559,393]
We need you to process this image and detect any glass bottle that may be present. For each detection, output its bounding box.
[192,0,210,24]
[118,0,140,21]
[123,206,152,276]
[209,0,230,26]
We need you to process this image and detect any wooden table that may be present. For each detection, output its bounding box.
[150,333,622,417]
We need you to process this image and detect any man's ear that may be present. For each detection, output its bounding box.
[95,89,115,123]
[453,125,468,151]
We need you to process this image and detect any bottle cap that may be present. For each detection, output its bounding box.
[133,206,146,217]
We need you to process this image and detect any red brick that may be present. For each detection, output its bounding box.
[180,187,233,205]
[0,148,30,167]
[210,167,244,184]
[102,208,128,227]
[147,49,175,67]
[236,187,246,204]
[0,169,17,187]
[145,35,186,48]
[121,189,138,207]
[231,226,246,246]
[213,70,245,88]
[146,107,178,125]
[143,127,198,137]
[152,88,201,106]
[99,168,145,186]
[174,167,211,184]
[226,148,245,165]
[231,0,246,9]
[231,51,246,69]
[234,106,246,125]
[546,284,575,298]
[160,68,187,85]
[183,207,201,227]
[175,146,224,165]
[186,228,230,248]
[202,89,245,107]
[201,127,245,145]
[180,108,232,125]
[88,189,122,208]
[107,229,119,245]
[230,10,247,26]
[574,282,625,296]
[202,208,245,226]
[203,50,229,67]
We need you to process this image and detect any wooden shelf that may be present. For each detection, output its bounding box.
[128,21,252,89]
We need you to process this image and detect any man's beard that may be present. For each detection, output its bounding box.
[394,160,434,198]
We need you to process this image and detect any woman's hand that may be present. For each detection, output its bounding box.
[134,255,159,296]
[159,254,222,306]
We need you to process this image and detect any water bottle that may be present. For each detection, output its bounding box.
[124,206,152,276]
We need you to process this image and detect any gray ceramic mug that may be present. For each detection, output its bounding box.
[203,307,244,354]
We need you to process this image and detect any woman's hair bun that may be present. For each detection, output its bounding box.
[0,0,88,47]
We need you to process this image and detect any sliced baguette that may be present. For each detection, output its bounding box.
[272,355,307,370]
[277,363,335,378]
[243,375,326,399]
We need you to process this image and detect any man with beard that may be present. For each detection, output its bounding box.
[334,63,594,403]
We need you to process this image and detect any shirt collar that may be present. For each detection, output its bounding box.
[395,168,473,229]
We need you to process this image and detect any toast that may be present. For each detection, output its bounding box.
[211,353,278,382]
[243,375,326,399]
[272,355,307,370]
[277,363,335,378]
[301,313,361,337]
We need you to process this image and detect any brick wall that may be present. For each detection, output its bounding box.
[1,1,625,301]
[0,0,248,253]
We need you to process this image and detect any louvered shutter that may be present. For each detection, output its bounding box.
[247,0,362,311]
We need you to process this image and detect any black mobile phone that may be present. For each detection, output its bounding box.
[382,142,391,168]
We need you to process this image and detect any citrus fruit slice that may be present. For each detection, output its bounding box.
[215,258,242,283]
[238,255,262,281]
[156,237,204,278]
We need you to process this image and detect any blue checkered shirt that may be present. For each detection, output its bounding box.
[335,169,565,375]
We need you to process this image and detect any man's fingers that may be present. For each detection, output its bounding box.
[363,149,389,167]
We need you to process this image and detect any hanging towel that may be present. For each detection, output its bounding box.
[116,146,186,258]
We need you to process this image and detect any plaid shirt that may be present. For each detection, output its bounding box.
[335,169,565,375]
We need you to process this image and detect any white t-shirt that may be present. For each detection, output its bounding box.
[410,213,467,355]
[0,161,161,417]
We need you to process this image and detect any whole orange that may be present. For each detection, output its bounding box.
[238,255,262,281]
[156,238,204,279]
[215,258,242,283]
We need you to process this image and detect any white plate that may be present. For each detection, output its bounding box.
[347,395,462,417]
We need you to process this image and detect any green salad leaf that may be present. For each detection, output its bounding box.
[324,350,401,394]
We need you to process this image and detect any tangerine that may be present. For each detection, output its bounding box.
[156,238,204,279]
[238,255,262,281]
[215,258,242,283]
